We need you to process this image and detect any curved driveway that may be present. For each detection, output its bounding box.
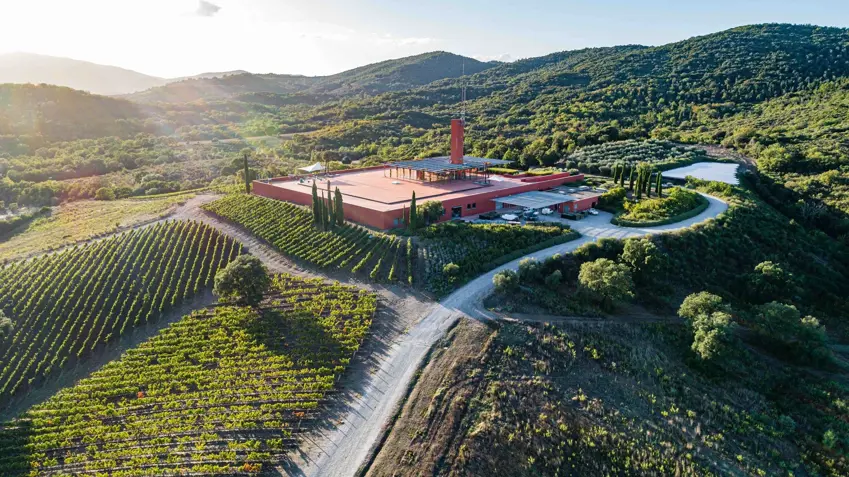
[295,193,728,477]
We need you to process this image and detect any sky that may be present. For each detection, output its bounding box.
[1,0,848,78]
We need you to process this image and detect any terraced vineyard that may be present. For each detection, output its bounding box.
[0,220,241,403]
[203,195,411,283]
[0,274,376,476]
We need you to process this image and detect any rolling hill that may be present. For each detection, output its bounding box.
[0,53,254,96]
[126,51,494,103]
[0,52,168,96]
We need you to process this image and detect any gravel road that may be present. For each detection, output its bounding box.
[298,193,728,477]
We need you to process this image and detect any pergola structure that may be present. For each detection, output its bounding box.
[492,190,576,210]
[385,156,512,184]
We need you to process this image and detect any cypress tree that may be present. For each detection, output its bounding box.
[647,173,653,198]
[612,164,619,183]
[628,167,635,191]
[656,174,663,197]
[311,182,319,225]
[243,153,251,193]
[335,187,344,226]
[326,182,334,227]
[620,166,626,187]
[408,191,418,232]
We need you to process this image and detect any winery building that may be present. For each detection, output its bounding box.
[253,119,600,230]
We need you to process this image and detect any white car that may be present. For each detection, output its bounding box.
[587,208,599,216]
[540,208,553,215]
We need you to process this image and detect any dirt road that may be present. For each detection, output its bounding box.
[301,193,728,477]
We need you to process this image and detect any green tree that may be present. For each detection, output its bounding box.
[493,269,520,293]
[418,200,445,226]
[311,182,320,225]
[213,255,271,306]
[408,191,418,231]
[753,302,830,361]
[518,258,543,284]
[334,187,344,226]
[628,167,635,191]
[326,182,334,229]
[678,291,730,324]
[578,258,634,310]
[243,153,251,193]
[0,310,13,340]
[691,311,737,363]
[620,166,627,187]
[621,238,663,284]
[94,187,116,201]
[656,174,663,197]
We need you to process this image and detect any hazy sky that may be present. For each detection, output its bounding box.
[2,0,848,78]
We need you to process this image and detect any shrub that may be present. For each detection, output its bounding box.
[95,187,117,201]
[518,258,543,283]
[599,187,626,210]
[745,261,796,303]
[578,258,634,310]
[214,255,271,306]
[545,270,563,289]
[443,262,460,283]
[493,269,520,294]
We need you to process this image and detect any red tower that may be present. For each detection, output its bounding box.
[450,118,464,164]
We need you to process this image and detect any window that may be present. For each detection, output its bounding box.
[393,218,400,226]
[472,203,477,209]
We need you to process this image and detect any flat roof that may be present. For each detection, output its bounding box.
[388,156,513,173]
[268,168,527,211]
[492,190,576,209]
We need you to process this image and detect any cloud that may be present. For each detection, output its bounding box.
[196,0,221,17]
[473,53,514,63]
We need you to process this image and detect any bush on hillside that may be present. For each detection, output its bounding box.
[214,255,270,306]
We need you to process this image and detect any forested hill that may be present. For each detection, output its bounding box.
[0,84,156,142]
[127,51,493,103]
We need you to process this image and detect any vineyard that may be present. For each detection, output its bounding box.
[0,220,241,404]
[202,194,412,283]
[0,274,375,476]
[418,222,579,295]
[565,139,714,175]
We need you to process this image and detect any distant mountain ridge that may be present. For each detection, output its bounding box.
[126,51,494,103]
[0,53,253,96]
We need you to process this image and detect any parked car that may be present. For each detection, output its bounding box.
[588,208,599,216]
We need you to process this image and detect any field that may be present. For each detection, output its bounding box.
[0,220,241,404]
[202,194,412,283]
[0,274,376,475]
[418,221,580,295]
[565,139,715,175]
[0,194,195,262]
[368,318,845,477]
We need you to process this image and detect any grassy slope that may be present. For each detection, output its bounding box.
[0,194,192,261]
[368,318,848,477]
